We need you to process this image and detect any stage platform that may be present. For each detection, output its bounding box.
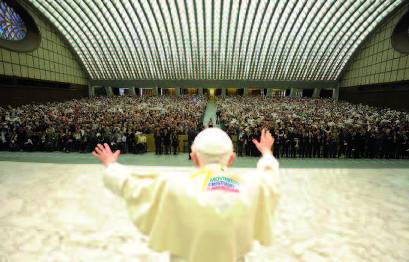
[0,153,409,261]
[2,151,409,168]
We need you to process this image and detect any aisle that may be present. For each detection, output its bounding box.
[202,100,219,127]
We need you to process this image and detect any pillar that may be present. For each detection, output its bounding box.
[221,88,226,97]
[198,88,203,95]
[105,86,113,97]
[332,87,339,101]
[290,88,296,97]
[88,85,95,98]
[243,87,248,96]
[128,87,136,96]
[312,88,321,98]
[290,88,303,97]
[152,87,159,96]
[176,87,181,96]
[266,88,273,97]
[260,89,264,96]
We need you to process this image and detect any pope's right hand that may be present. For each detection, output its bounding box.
[252,129,274,156]
[92,143,120,167]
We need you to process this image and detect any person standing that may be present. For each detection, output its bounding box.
[216,108,221,125]
[171,130,179,155]
[154,128,162,155]
[312,131,321,158]
[187,126,197,160]
[93,128,280,262]
[237,127,245,157]
[208,118,214,128]
[163,128,171,155]
[273,130,281,158]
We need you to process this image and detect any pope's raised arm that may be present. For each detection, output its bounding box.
[253,129,280,195]
[93,143,157,197]
[92,143,120,167]
[93,143,128,196]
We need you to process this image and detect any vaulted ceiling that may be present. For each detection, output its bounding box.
[28,0,405,81]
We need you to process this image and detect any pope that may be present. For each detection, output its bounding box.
[93,127,280,262]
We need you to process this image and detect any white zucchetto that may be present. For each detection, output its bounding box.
[192,128,233,155]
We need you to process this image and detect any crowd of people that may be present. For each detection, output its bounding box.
[217,96,409,159]
[1,94,409,159]
[0,95,206,154]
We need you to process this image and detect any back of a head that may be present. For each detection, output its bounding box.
[191,128,233,166]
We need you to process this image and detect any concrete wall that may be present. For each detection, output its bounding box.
[0,2,88,85]
[0,83,88,107]
[339,6,409,87]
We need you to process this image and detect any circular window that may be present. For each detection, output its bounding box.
[0,0,40,52]
[0,1,28,41]
[391,9,409,54]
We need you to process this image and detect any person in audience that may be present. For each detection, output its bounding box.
[187,125,198,160]
[171,130,179,155]
[237,127,245,157]
[135,131,147,153]
[208,118,214,128]
[154,128,162,155]
[162,127,171,155]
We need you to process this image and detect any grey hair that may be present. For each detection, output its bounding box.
[193,149,232,166]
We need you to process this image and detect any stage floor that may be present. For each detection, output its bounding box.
[2,151,409,168]
[1,154,409,261]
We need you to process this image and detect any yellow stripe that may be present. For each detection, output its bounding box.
[190,168,214,191]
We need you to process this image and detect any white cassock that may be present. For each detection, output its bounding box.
[103,155,280,262]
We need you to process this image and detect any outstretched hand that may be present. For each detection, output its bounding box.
[252,129,274,156]
[92,143,120,167]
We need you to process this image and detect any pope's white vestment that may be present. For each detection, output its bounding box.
[103,154,280,262]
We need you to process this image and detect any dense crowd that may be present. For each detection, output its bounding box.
[0,95,206,154]
[217,96,409,159]
[2,94,409,159]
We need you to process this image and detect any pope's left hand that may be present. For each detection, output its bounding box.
[92,143,120,167]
